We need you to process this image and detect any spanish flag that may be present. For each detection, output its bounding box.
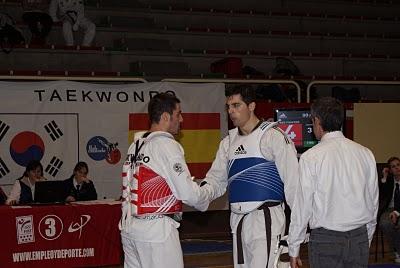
[129,113,221,178]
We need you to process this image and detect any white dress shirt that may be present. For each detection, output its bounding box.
[391,182,399,209]
[72,178,82,190]
[288,131,379,257]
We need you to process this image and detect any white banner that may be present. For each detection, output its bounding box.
[0,81,227,199]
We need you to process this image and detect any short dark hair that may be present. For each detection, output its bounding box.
[225,84,256,105]
[73,161,88,174]
[148,92,181,124]
[388,156,400,165]
[23,160,43,177]
[311,97,344,132]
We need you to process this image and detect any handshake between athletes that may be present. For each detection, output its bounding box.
[119,86,299,268]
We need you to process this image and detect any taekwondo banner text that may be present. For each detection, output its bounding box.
[0,81,227,201]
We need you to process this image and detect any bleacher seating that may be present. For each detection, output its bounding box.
[1,0,400,83]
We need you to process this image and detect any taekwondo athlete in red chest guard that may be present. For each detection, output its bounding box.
[119,92,212,268]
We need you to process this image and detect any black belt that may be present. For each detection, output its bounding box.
[133,213,181,221]
[166,213,182,222]
[236,201,282,267]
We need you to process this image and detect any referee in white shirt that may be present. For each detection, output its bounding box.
[288,97,379,268]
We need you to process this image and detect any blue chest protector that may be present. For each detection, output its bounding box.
[228,157,284,203]
[227,122,284,208]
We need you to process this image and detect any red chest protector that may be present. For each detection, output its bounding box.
[121,133,182,217]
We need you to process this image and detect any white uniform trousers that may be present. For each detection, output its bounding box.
[121,227,183,268]
[62,17,95,46]
[232,204,286,268]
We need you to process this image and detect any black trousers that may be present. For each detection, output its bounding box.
[309,225,369,268]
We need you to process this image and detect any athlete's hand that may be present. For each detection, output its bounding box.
[290,256,303,268]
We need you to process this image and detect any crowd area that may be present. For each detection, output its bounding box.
[1,0,95,53]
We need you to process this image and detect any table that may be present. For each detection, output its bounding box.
[0,201,122,267]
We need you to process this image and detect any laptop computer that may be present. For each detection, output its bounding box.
[34,180,68,204]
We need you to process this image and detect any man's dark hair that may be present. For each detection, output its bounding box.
[388,156,400,165]
[225,84,256,105]
[311,97,344,132]
[148,92,181,124]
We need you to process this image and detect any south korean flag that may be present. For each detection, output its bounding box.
[0,113,79,188]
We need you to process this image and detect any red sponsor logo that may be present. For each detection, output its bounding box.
[279,123,303,146]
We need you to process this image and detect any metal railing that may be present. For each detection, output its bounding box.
[307,80,400,103]
[0,75,148,83]
[4,75,400,104]
[162,78,302,103]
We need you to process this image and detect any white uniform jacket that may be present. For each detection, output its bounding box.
[49,0,84,23]
[203,122,299,233]
[120,131,210,242]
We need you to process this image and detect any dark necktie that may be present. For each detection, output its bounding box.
[394,183,400,211]
[76,184,81,193]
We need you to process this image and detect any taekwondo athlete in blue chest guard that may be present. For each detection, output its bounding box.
[228,121,285,214]
[200,84,299,268]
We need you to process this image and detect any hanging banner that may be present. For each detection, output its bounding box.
[0,81,227,199]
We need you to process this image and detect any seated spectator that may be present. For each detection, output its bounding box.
[6,160,45,205]
[0,13,25,53]
[22,0,53,45]
[64,161,97,202]
[49,0,96,46]
[379,156,400,263]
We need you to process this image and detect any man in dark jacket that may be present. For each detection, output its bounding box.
[379,156,400,263]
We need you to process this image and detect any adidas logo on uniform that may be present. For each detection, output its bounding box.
[234,145,247,155]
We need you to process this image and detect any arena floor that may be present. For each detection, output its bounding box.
[108,230,396,268]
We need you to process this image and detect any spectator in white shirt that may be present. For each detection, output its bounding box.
[288,97,379,268]
[49,0,95,46]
